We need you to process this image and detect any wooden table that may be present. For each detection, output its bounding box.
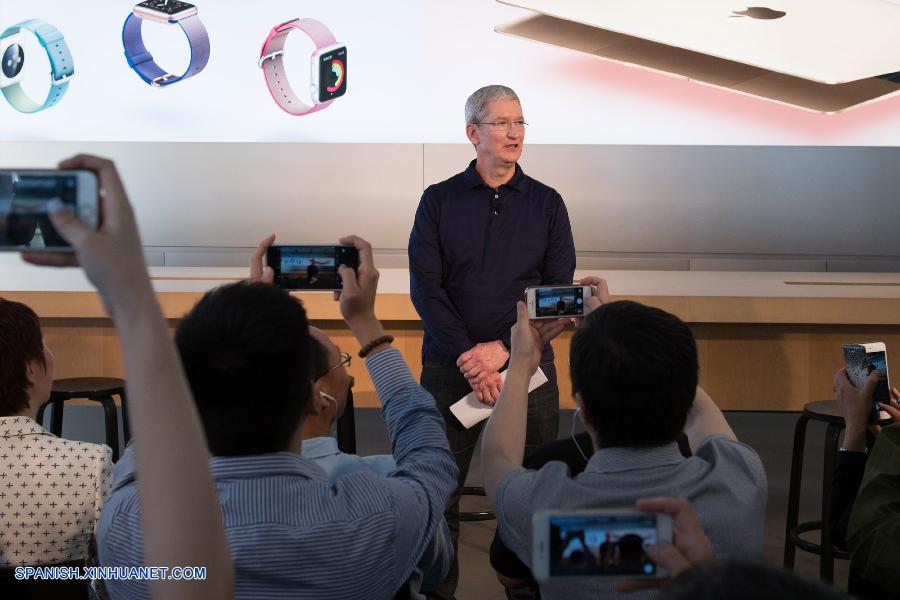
[2,264,899,411]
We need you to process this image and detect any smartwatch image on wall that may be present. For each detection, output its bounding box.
[122,0,210,87]
[258,18,347,116]
[0,20,74,113]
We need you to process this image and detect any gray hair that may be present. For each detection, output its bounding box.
[464,85,521,124]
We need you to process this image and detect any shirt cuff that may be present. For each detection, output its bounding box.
[365,348,416,400]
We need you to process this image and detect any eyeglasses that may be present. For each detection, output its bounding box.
[315,351,352,380]
[475,119,528,131]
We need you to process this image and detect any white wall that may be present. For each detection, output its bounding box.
[2,142,899,270]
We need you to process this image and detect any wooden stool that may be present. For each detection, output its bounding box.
[35,377,126,462]
[783,400,850,582]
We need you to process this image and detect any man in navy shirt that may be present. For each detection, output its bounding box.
[409,84,576,598]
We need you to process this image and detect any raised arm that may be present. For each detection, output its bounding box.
[337,235,459,584]
[683,386,736,452]
[482,301,544,502]
[26,155,232,600]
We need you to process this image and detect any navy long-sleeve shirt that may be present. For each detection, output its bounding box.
[409,160,576,364]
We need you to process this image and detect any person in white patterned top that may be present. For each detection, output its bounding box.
[0,297,113,567]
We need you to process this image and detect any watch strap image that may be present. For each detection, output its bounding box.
[1,19,73,113]
[122,13,210,87]
[259,18,336,116]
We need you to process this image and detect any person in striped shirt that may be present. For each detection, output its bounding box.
[97,235,459,599]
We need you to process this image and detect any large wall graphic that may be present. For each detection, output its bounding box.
[3,0,900,144]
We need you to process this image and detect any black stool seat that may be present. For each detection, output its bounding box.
[36,377,127,462]
[783,399,849,583]
[50,377,125,396]
[803,400,844,423]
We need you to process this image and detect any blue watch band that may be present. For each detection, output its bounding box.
[122,13,210,87]
[1,19,73,113]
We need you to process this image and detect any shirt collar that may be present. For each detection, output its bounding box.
[462,159,526,191]
[111,445,328,492]
[0,416,54,439]
[208,452,327,481]
[584,442,685,475]
[300,436,341,460]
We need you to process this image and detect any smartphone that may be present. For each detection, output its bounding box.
[532,509,673,581]
[525,285,592,319]
[0,170,99,251]
[266,245,360,291]
[843,342,893,426]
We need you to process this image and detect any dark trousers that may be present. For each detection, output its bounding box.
[421,361,559,600]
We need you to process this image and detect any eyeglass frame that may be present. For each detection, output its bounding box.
[474,119,529,131]
[314,351,352,381]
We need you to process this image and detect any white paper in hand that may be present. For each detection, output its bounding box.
[449,368,548,429]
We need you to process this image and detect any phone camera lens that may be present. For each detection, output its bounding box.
[2,44,24,78]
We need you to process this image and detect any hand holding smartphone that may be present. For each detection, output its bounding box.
[0,169,99,251]
[842,342,893,426]
[525,285,593,319]
[266,245,360,291]
[532,509,672,581]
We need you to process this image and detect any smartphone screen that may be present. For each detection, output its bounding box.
[843,343,892,424]
[548,514,660,577]
[267,245,359,291]
[0,170,98,251]
[534,286,586,318]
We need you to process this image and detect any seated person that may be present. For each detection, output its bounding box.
[299,327,452,595]
[482,299,767,598]
[96,235,458,599]
[0,298,112,570]
[21,155,234,598]
[831,368,900,599]
[490,431,691,595]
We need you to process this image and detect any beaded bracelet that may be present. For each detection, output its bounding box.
[358,335,395,358]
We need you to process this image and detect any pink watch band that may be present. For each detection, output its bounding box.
[259,18,336,116]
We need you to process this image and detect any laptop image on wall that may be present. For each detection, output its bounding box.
[496,0,900,114]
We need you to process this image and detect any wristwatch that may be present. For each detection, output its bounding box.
[122,0,210,87]
[258,18,347,116]
[0,20,73,113]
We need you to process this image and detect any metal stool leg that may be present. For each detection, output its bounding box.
[820,421,843,582]
[784,413,810,569]
[91,395,120,462]
[50,398,65,436]
[336,388,357,455]
[35,401,51,430]
[119,388,131,447]
[459,486,495,521]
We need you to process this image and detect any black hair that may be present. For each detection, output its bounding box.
[0,298,46,416]
[570,301,698,448]
[175,281,312,456]
[662,561,851,600]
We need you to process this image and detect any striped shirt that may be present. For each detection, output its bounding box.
[497,436,767,600]
[96,349,458,599]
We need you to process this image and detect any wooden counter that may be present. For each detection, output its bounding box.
[2,264,899,411]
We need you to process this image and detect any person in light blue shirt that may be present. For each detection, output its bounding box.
[300,326,452,595]
[97,235,459,600]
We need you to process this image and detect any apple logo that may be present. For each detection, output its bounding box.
[731,7,786,19]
